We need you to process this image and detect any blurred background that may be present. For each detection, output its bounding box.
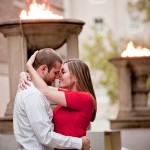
[1,0,150,130]
[0,1,150,149]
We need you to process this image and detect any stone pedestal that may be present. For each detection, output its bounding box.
[0,19,84,132]
[109,57,150,128]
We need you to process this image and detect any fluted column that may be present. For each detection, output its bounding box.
[5,35,27,116]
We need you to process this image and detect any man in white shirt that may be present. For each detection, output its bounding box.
[13,48,90,150]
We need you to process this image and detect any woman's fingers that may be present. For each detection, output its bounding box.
[18,81,30,90]
[18,72,31,90]
[27,73,31,81]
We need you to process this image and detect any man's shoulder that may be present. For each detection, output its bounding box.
[14,82,50,109]
[17,82,42,98]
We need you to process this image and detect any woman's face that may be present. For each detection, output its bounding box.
[58,63,75,90]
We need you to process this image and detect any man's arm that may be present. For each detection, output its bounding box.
[26,92,87,149]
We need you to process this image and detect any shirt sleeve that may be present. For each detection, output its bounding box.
[60,90,95,111]
[25,92,82,149]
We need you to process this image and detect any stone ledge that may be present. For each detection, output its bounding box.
[0,116,13,133]
[110,118,150,129]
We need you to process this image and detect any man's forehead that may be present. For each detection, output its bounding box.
[53,64,62,71]
[55,61,62,66]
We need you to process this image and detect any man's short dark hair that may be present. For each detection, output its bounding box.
[33,48,62,71]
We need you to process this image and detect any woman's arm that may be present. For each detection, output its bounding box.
[26,51,67,106]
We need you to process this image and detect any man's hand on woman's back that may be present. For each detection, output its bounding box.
[81,136,91,150]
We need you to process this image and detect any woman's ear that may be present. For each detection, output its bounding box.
[73,77,77,84]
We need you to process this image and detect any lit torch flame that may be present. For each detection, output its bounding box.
[20,0,63,20]
[121,41,150,57]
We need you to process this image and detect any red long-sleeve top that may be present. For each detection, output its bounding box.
[53,89,95,139]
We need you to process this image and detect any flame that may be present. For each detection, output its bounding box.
[20,0,63,20]
[121,41,150,57]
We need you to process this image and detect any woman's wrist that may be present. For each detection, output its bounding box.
[26,62,32,70]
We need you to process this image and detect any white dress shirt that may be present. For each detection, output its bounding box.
[13,82,82,150]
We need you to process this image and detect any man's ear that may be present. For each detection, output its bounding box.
[40,65,48,74]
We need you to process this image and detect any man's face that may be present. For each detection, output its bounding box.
[44,61,62,86]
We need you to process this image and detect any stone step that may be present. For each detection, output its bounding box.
[0,134,17,150]
[0,131,121,150]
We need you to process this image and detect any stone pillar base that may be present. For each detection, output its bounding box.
[0,116,13,133]
[117,108,150,119]
[111,108,150,129]
[110,118,150,129]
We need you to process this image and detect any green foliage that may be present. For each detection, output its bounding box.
[82,24,120,104]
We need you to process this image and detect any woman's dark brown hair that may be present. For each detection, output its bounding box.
[64,59,97,122]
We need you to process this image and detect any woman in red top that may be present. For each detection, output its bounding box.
[20,51,97,149]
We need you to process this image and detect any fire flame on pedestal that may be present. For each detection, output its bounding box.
[121,41,150,57]
[20,0,63,19]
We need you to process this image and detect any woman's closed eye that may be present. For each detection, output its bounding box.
[62,71,65,74]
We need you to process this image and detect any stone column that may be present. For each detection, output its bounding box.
[5,35,27,116]
[109,59,132,114]
[66,34,79,59]
[116,60,132,118]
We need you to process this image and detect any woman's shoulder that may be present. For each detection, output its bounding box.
[72,91,95,104]
[75,91,93,98]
